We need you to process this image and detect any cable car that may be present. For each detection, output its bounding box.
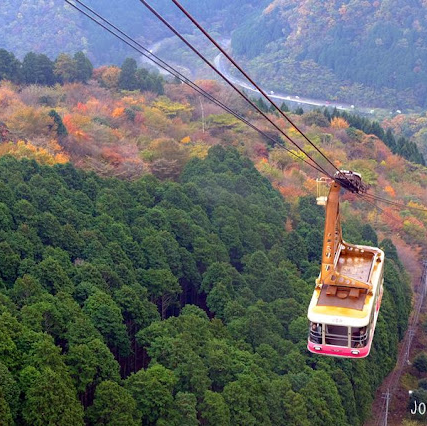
[307,174,384,358]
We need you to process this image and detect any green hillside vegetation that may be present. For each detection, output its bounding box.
[0,50,163,93]
[0,0,267,64]
[231,1,427,109]
[0,49,426,247]
[324,109,425,166]
[0,148,411,425]
[4,1,427,108]
[379,110,427,161]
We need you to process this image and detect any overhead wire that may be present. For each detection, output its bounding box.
[165,0,427,214]
[66,0,427,219]
[169,0,342,176]
[138,0,335,179]
[353,192,403,224]
[361,192,427,213]
[64,0,328,175]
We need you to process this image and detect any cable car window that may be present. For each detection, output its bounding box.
[309,322,322,344]
[325,324,348,346]
[351,327,368,348]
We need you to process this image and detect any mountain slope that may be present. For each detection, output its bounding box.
[231,0,427,108]
[0,150,411,425]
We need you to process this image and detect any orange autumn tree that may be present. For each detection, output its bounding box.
[62,113,92,142]
[331,117,350,129]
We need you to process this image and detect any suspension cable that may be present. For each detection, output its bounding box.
[64,0,327,175]
[170,0,342,176]
[361,192,427,213]
[138,0,334,179]
[354,192,403,224]
[66,0,427,218]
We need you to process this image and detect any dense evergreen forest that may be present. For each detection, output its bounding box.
[0,147,411,425]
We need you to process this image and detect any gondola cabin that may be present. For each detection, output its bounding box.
[307,175,384,358]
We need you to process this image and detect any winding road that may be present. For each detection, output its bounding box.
[145,36,378,115]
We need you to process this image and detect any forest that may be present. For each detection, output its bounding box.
[4,1,427,108]
[0,0,267,65]
[0,48,426,246]
[231,0,427,109]
[0,45,426,423]
[0,149,412,425]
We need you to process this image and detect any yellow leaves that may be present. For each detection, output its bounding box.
[143,107,170,133]
[367,209,378,224]
[331,117,349,129]
[256,158,281,180]
[403,217,426,241]
[47,139,63,152]
[0,140,69,165]
[54,152,70,164]
[100,66,121,89]
[5,105,53,138]
[122,95,144,106]
[188,144,209,159]
[207,114,242,129]
[289,149,307,162]
[407,201,427,223]
[112,107,125,118]
[0,83,22,110]
[152,96,194,120]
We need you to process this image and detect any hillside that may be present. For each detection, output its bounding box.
[0,55,426,422]
[0,54,426,248]
[0,0,264,65]
[0,150,411,425]
[231,0,427,109]
[4,1,427,108]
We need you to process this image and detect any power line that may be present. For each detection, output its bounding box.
[64,0,329,175]
[170,0,342,176]
[169,0,427,214]
[362,192,427,213]
[138,0,335,179]
[66,0,427,218]
[354,192,403,224]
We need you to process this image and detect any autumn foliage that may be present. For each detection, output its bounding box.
[0,73,425,251]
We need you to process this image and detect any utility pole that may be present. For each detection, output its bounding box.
[383,389,390,426]
[199,96,205,133]
[405,328,415,363]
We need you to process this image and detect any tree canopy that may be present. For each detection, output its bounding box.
[0,148,411,424]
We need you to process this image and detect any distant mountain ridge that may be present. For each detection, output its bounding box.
[2,0,427,107]
[0,0,264,64]
[231,0,427,108]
